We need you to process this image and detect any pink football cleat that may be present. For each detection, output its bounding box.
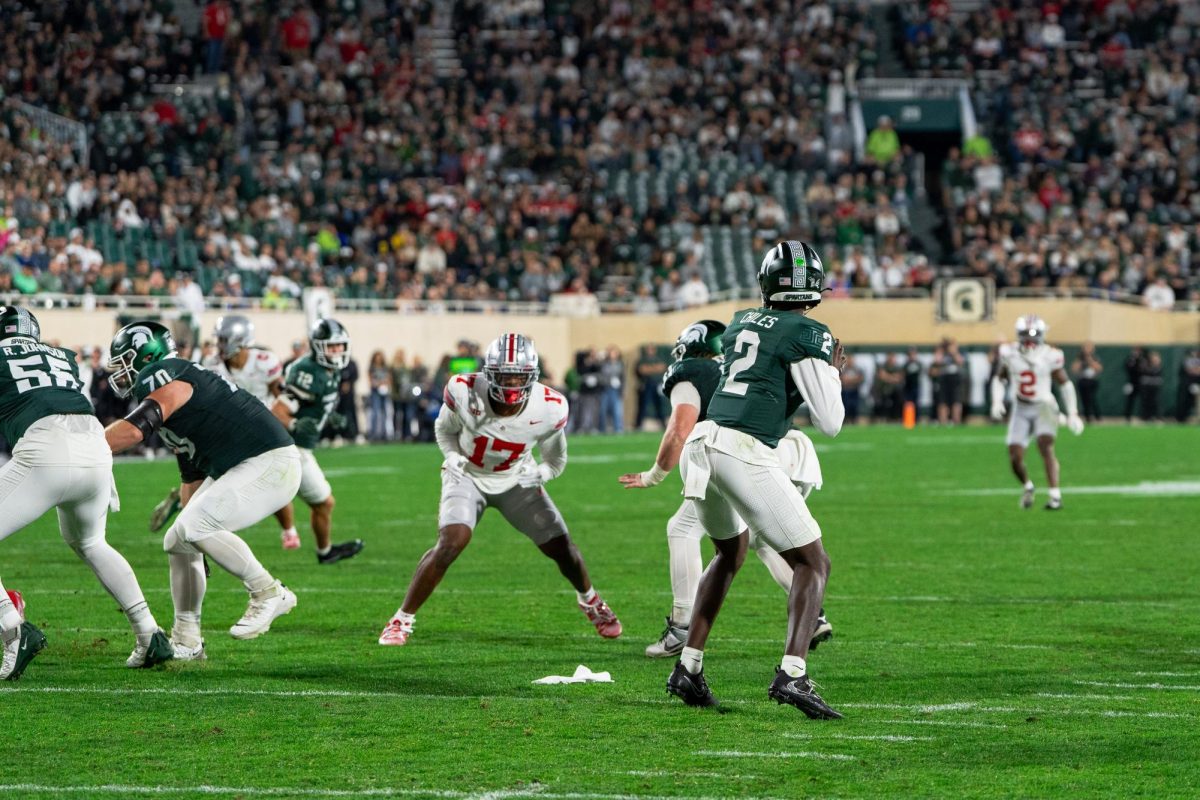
[281,530,301,550]
[378,617,412,646]
[579,594,622,639]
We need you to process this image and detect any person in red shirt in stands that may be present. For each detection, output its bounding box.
[203,0,231,74]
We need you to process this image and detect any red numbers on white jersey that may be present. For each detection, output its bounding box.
[1017,370,1037,399]
[467,435,526,472]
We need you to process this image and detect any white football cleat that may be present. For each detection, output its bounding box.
[169,636,207,661]
[645,617,688,658]
[378,617,413,646]
[1020,486,1035,509]
[230,582,297,640]
[281,529,301,550]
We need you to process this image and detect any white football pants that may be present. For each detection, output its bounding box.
[0,415,157,639]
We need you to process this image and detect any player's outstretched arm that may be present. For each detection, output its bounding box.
[1053,367,1085,435]
[990,364,1009,421]
[620,387,699,489]
[790,357,845,438]
[104,380,194,453]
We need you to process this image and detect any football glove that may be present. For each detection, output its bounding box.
[990,402,1006,422]
[291,417,321,440]
[517,462,554,489]
[442,452,469,479]
[1066,414,1085,436]
[326,411,348,430]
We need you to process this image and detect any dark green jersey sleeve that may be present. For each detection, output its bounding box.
[132,357,195,402]
[662,357,723,422]
[283,356,339,448]
[779,316,834,365]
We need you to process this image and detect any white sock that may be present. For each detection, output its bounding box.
[125,600,159,642]
[781,654,806,678]
[1049,487,1062,501]
[0,595,20,638]
[393,609,415,625]
[667,530,702,627]
[577,587,597,604]
[756,546,794,593]
[680,646,704,675]
[1023,480,1035,490]
[168,553,206,639]
[317,545,331,556]
[283,527,299,539]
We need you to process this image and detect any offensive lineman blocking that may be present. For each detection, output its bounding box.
[379,333,621,645]
[106,321,301,660]
[0,306,172,679]
[990,315,1085,510]
[667,240,846,718]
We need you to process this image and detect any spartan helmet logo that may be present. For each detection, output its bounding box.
[679,323,707,346]
[128,325,154,351]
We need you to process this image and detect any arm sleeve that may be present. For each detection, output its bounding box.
[1058,379,1079,417]
[434,403,464,457]
[990,376,1006,408]
[538,428,568,480]
[176,452,206,483]
[789,359,844,438]
[669,381,702,409]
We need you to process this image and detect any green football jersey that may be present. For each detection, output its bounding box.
[133,357,293,479]
[707,307,834,447]
[283,355,339,449]
[0,340,93,446]
[662,356,722,423]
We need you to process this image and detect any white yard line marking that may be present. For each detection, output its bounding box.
[842,702,1190,719]
[941,480,1200,497]
[1077,681,1200,691]
[694,750,856,762]
[623,771,760,780]
[0,686,578,704]
[781,733,934,742]
[0,787,778,800]
[1133,671,1200,677]
[1034,693,1134,701]
[879,719,1008,729]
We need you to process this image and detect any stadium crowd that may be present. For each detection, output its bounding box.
[1,1,1198,310]
[897,0,1200,306]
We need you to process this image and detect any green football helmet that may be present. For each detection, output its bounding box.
[671,319,726,361]
[310,318,351,370]
[0,305,40,343]
[759,240,827,308]
[108,321,177,398]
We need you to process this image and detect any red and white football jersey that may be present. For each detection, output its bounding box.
[441,373,569,494]
[203,347,283,406]
[999,342,1064,405]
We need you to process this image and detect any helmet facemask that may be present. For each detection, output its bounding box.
[1016,316,1046,350]
[483,333,539,406]
[312,337,351,370]
[486,367,538,406]
[107,348,141,398]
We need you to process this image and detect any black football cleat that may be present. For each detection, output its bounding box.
[317,539,364,565]
[2,622,47,681]
[809,609,833,651]
[768,668,843,719]
[667,661,719,708]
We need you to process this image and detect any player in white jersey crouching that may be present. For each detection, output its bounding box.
[990,315,1084,510]
[379,333,621,646]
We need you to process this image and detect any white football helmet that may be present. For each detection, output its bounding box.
[1015,315,1047,350]
[214,315,255,359]
[483,333,539,405]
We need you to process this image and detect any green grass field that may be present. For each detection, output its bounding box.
[2,424,1199,799]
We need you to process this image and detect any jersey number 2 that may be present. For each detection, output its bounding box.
[721,330,761,396]
[467,435,525,472]
[1018,370,1036,399]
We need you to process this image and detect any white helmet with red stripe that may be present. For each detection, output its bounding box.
[483,333,540,405]
[1015,314,1047,350]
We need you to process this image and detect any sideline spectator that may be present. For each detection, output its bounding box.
[599,346,625,434]
[840,353,865,424]
[635,345,669,429]
[1071,343,1104,422]
[367,351,392,442]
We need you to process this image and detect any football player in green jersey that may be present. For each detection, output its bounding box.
[620,320,833,658]
[0,306,172,679]
[269,319,364,565]
[665,240,847,719]
[105,321,302,660]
